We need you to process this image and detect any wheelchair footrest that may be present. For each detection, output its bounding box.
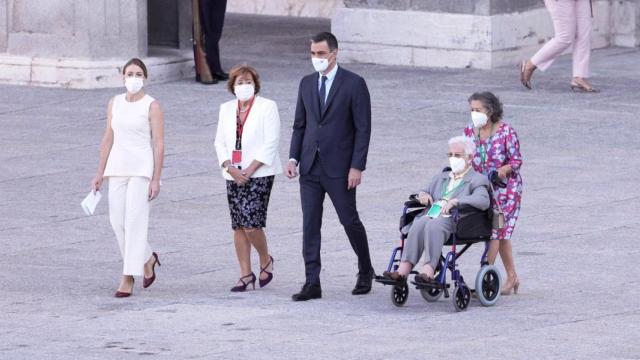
[375,276,405,286]
[411,281,450,291]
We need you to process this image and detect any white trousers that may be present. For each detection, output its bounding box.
[531,0,592,78]
[108,176,152,276]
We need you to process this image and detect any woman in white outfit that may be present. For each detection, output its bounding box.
[215,64,282,292]
[91,58,165,298]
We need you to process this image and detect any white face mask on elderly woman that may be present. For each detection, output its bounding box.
[471,111,488,128]
[449,156,467,174]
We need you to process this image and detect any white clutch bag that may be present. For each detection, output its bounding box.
[81,191,102,216]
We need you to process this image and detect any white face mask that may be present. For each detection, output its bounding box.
[234,84,255,101]
[449,156,467,174]
[125,77,144,94]
[471,111,488,128]
[312,57,329,73]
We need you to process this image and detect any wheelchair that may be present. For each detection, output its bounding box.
[374,184,502,312]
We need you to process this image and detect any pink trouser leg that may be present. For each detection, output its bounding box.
[531,0,577,71]
[572,0,592,78]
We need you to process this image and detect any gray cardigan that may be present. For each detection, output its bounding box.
[420,168,491,212]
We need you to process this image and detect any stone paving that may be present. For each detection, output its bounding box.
[1,14,639,359]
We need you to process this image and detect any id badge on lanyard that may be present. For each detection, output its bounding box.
[426,201,444,219]
[234,100,254,169]
[231,149,242,167]
[426,179,464,219]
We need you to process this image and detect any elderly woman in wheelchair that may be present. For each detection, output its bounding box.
[377,136,501,311]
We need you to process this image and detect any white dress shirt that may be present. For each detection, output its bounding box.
[317,64,339,103]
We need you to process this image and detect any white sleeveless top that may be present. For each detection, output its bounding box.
[104,94,155,179]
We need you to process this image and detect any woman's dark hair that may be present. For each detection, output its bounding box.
[311,32,339,51]
[122,58,148,78]
[468,91,503,123]
[227,63,261,95]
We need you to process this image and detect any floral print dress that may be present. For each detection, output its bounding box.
[464,122,523,240]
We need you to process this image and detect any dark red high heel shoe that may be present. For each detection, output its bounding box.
[115,278,134,298]
[259,255,274,288]
[143,252,161,289]
[231,273,256,292]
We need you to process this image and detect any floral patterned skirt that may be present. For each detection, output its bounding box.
[491,174,523,241]
[226,176,274,230]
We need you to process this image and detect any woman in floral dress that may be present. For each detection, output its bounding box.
[463,92,523,295]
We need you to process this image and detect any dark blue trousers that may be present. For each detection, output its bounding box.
[299,157,373,286]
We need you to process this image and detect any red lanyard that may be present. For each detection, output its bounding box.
[235,98,255,150]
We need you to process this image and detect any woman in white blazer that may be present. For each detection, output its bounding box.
[214,64,282,292]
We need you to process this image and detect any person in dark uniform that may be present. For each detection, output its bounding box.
[198,0,229,83]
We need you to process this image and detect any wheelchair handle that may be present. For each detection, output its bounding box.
[488,170,507,188]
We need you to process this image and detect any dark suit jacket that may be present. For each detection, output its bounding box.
[289,66,371,178]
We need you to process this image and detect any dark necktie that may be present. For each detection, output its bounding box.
[319,75,328,109]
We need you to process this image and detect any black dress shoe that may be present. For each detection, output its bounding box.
[198,77,218,85]
[212,72,229,81]
[292,283,322,301]
[352,270,375,295]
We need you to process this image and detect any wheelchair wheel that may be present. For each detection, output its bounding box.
[452,284,471,312]
[475,265,501,307]
[420,270,443,302]
[420,287,443,302]
[390,284,409,307]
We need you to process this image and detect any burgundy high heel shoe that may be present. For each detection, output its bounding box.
[115,278,134,298]
[143,252,161,289]
[259,255,274,288]
[231,273,256,292]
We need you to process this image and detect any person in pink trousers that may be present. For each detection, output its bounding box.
[521,0,598,92]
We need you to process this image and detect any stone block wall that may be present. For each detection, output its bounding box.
[611,0,640,47]
[0,0,148,59]
[334,0,639,69]
[0,0,194,88]
[227,0,344,18]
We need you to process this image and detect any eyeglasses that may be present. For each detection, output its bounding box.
[447,152,466,158]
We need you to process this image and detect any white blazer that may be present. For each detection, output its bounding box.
[214,96,283,180]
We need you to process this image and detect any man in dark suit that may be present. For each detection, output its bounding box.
[286,32,375,301]
[198,0,229,83]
